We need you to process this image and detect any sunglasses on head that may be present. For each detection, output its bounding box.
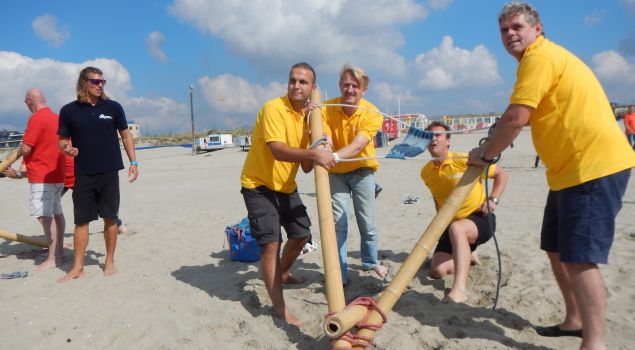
[87,78,106,86]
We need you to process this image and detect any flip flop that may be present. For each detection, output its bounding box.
[0,271,28,279]
[535,325,583,338]
[404,196,420,204]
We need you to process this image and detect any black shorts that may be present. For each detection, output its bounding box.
[434,212,496,254]
[73,171,120,225]
[241,186,312,246]
[540,169,630,264]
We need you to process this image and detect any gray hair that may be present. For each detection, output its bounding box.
[498,2,542,26]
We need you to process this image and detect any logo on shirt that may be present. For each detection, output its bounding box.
[98,114,113,120]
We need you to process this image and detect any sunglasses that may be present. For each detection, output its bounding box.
[87,78,107,86]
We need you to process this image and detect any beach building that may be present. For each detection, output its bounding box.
[127,121,140,138]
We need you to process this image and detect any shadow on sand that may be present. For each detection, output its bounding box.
[171,247,547,349]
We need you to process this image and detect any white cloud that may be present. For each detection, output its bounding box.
[592,50,635,84]
[0,51,187,134]
[414,36,502,90]
[124,96,188,134]
[592,50,635,102]
[427,0,453,11]
[32,15,70,48]
[168,0,427,77]
[372,81,418,111]
[198,74,285,128]
[583,10,605,27]
[146,31,168,62]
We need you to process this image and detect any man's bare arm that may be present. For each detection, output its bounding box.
[119,128,138,182]
[468,104,532,165]
[267,141,336,170]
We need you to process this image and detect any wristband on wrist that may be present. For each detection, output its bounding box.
[479,148,496,164]
[333,153,340,162]
[488,196,499,205]
[15,170,22,178]
[130,161,139,166]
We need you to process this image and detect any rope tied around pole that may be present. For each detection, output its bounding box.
[310,135,329,149]
[329,297,388,349]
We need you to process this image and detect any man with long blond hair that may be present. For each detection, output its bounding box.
[57,66,138,283]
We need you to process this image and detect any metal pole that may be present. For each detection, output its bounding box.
[189,84,195,156]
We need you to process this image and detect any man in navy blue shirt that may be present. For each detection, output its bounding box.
[57,66,138,283]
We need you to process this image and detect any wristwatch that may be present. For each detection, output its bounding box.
[489,197,499,205]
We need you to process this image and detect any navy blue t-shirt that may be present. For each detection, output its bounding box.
[58,99,128,175]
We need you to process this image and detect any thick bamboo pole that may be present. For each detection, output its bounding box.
[0,229,48,248]
[324,164,484,345]
[0,149,20,172]
[308,88,349,349]
[308,89,346,309]
[1,151,48,248]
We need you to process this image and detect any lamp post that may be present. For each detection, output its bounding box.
[189,84,195,156]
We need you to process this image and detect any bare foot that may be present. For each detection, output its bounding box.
[443,289,468,303]
[57,270,85,283]
[117,224,128,235]
[103,263,117,276]
[35,258,58,271]
[282,274,305,285]
[470,252,481,266]
[274,307,304,327]
[373,264,389,279]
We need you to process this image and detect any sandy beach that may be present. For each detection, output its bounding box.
[1,128,633,350]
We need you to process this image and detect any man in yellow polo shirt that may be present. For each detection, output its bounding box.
[423,122,508,303]
[322,64,387,285]
[468,3,635,348]
[240,62,336,326]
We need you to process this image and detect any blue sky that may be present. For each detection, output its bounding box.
[1,0,634,135]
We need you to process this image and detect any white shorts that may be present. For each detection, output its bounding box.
[29,183,64,217]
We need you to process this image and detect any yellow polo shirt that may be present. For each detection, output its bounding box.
[511,36,635,190]
[240,95,309,193]
[421,152,495,221]
[322,97,383,173]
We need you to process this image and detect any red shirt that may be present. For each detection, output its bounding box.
[64,155,75,188]
[624,112,635,135]
[22,107,65,183]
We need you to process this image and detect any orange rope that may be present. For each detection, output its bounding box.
[330,297,388,350]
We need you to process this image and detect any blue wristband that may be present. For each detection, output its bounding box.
[130,161,139,166]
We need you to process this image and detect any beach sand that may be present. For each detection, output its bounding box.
[1,128,633,349]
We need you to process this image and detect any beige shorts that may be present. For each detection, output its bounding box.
[29,183,64,217]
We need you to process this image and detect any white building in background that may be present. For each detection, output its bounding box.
[127,123,140,138]
[117,122,140,140]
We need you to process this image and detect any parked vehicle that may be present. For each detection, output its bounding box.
[196,133,233,153]
[234,135,251,151]
[0,130,23,149]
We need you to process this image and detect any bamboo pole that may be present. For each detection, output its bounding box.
[1,151,48,248]
[309,88,346,311]
[308,88,349,349]
[0,149,20,173]
[0,229,48,248]
[324,164,485,346]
